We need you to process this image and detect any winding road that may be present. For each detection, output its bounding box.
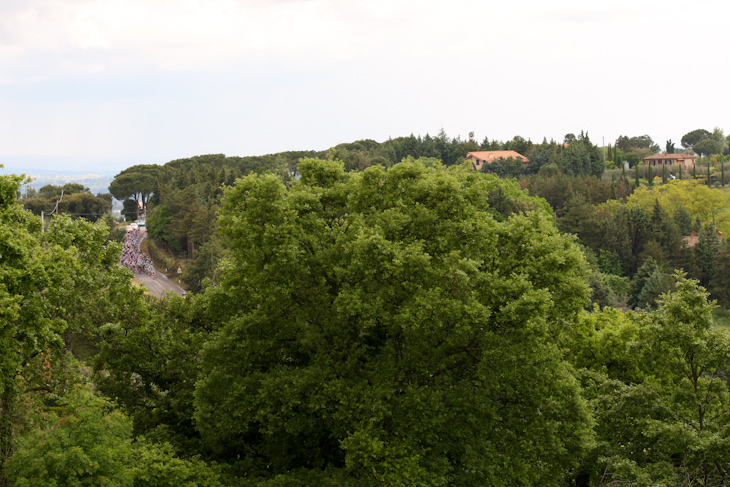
[131,227,186,298]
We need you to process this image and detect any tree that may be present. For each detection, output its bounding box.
[109,165,161,220]
[681,128,712,151]
[722,161,726,187]
[674,205,693,235]
[696,224,720,287]
[646,164,653,187]
[195,159,593,485]
[629,257,663,308]
[5,385,133,487]
[19,184,113,223]
[666,139,675,153]
[0,168,137,483]
[710,241,730,312]
[693,138,721,158]
[572,274,730,485]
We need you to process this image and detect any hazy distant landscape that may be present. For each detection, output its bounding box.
[0,155,153,195]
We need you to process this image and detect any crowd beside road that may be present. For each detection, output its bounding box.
[120,227,156,277]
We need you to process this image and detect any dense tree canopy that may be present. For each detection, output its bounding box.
[681,128,712,151]
[18,183,112,222]
[109,164,161,220]
[8,138,730,486]
[193,159,592,486]
[0,169,136,484]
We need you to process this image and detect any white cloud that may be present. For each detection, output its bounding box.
[1,0,729,162]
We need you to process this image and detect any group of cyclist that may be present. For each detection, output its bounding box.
[119,227,156,278]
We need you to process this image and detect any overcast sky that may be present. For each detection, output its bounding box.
[0,0,727,172]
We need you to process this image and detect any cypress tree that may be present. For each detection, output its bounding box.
[611,176,617,200]
[635,165,641,188]
[722,162,726,187]
[662,164,667,184]
[647,164,654,187]
[708,160,712,186]
[679,163,683,180]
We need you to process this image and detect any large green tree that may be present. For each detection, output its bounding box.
[194,159,593,486]
[109,165,161,220]
[0,168,136,484]
[574,274,730,486]
[681,128,712,151]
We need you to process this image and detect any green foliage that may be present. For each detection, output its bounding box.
[195,159,592,485]
[573,274,730,485]
[6,385,133,487]
[19,183,113,222]
[598,249,623,276]
[146,204,177,249]
[122,198,139,222]
[130,438,223,487]
[710,241,730,312]
[109,164,162,217]
[629,257,664,309]
[0,168,138,482]
[93,293,209,455]
[681,128,712,151]
[181,236,226,292]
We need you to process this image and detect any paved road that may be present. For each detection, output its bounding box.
[134,269,186,298]
[130,227,186,298]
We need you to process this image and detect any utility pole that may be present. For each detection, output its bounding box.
[42,190,64,233]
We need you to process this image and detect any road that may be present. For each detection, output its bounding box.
[134,269,186,298]
[130,227,186,298]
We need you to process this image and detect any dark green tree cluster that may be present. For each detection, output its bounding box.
[567,275,730,486]
[519,132,603,177]
[611,134,660,167]
[555,198,695,309]
[95,159,595,486]
[329,130,601,178]
[118,130,604,292]
[111,152,316,291]
[7,160,730,486]
[18,182,112,223]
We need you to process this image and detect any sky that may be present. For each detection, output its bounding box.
[0,0,728,173]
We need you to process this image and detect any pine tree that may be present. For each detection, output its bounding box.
[694,215,703,234]
[674,206,693,235]
[697,224,720,287]
[710,240,730,312]
[629,257,661,308]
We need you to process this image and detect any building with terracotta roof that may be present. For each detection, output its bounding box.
[683,230,723,248]
[643,153,697,170]
[465,150,529,171]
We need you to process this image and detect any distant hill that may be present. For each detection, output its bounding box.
[17,173,115,196]
[0,155,149,176]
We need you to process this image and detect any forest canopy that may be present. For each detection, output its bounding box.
[6,156,730,485]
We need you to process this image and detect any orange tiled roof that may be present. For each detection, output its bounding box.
[644,153,697,161]
[683,235,700,248]
[466,150,529,163]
